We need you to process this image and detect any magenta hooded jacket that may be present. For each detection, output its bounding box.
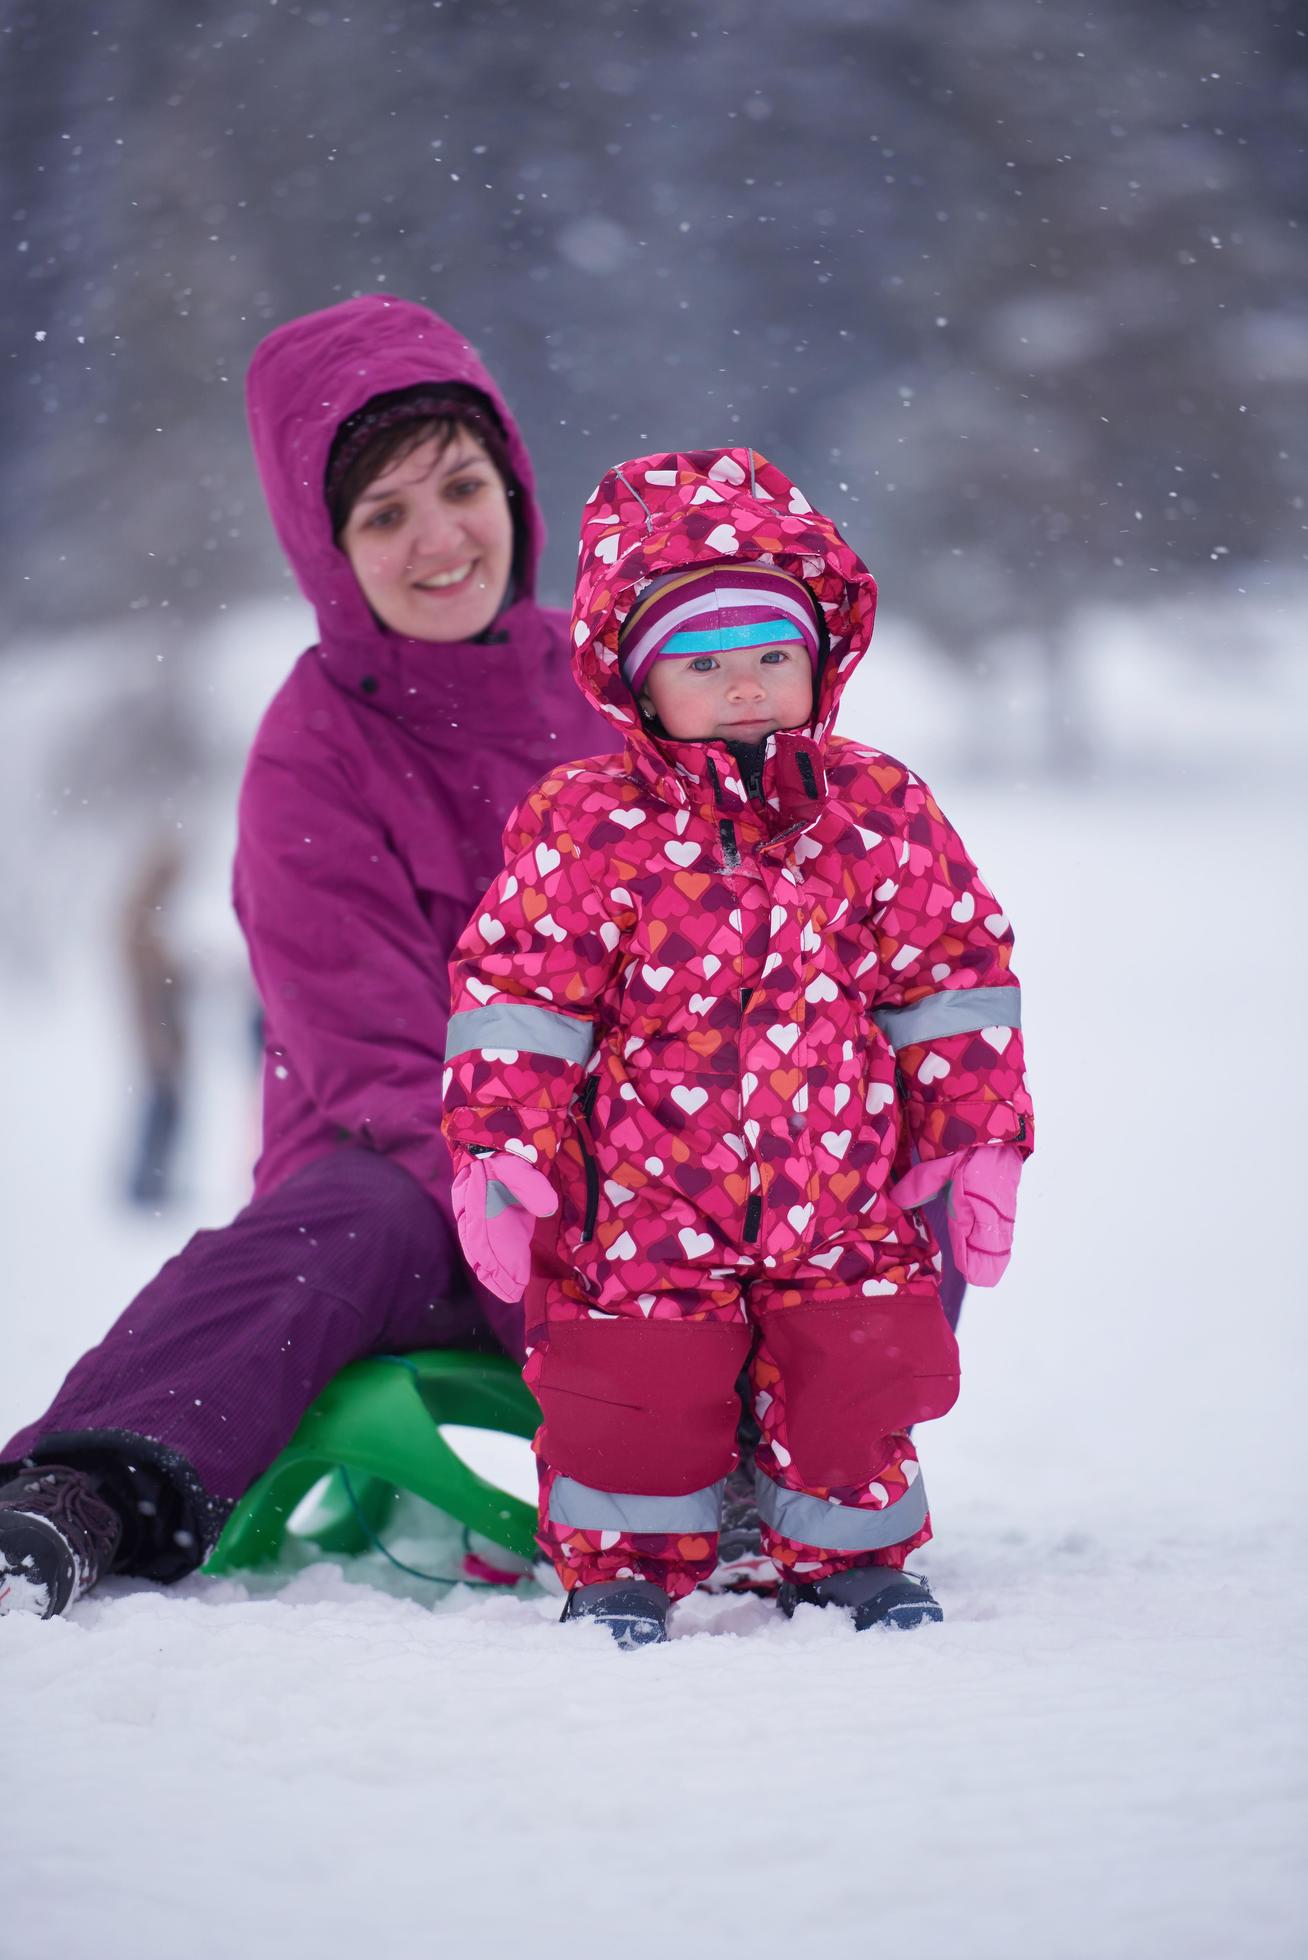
[235,295,612,1239]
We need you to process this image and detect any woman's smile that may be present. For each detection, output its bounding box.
[412,560,477,591]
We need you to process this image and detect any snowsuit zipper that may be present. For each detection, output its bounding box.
[576,1075,600,1242]
[719,746,769,1251]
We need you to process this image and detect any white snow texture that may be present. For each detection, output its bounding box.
[1,601,1305,1959]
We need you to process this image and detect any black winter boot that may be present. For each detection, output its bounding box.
[0,1465,123,1619]
[560,1578,670,1648]
[778,1564,943,1631]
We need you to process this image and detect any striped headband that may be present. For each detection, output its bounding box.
[619,563,820,694]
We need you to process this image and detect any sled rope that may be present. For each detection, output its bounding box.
[338,1466,507,1590]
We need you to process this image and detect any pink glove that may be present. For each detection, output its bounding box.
[452,1149,559,1302]
[892,1143,1023,1288]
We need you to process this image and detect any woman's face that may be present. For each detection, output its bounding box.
[339,428,514,642]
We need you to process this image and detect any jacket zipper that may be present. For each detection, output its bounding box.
[741,753,765,800]
[722,777,756,1244]
[575,1074,601,1242]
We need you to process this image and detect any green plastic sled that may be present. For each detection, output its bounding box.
[204,1349,540,1576]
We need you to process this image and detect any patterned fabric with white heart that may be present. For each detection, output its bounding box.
[442,760,1031,1286]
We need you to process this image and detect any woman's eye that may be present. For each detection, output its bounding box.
[447,475,486,500]
[364,504,402,531]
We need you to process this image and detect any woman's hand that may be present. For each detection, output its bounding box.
[891,1142,1023,1288]
[451,1149,559,1302]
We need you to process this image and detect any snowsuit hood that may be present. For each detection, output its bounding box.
[245,292,553,734]
[568,447,878,797]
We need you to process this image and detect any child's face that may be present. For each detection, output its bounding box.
[639,641,814,743]
[339,430,514,642]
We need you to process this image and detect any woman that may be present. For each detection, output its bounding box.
[0,295,611,1618]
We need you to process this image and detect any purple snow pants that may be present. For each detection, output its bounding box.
[1,1149,500,1579]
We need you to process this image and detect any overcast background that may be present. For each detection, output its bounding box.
[7,1,1305,640]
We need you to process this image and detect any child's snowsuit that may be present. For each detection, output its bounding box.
[443,449,1034,1597]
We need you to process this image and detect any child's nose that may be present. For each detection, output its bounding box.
[729,670,766,698]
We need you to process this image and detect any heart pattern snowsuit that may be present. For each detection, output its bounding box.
[443,448,1034,1597]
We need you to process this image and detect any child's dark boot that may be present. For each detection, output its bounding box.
[560,1578,670,1648]
[778,1564,943,1631]
[0,1464,123,1619]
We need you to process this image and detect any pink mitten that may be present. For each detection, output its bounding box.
[452,1149,559,1302]
[892,1143,1023,1288]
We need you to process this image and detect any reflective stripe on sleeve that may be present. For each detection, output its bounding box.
[754,1466,929,1552]
[446,1003,596,1065]
[548,1475,726,1534]
[872,984,1021,1052]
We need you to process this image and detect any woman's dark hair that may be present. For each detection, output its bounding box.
[325,382,520,553]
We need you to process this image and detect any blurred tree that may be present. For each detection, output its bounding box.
[2,0,1304,747]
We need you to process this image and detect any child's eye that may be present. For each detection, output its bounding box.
[688,656,718,673]
[761,648,790,665]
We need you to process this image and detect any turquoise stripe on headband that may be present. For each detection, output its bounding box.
[660,619,806,656]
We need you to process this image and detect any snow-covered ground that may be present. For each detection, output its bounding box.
[2,604,1306,1958]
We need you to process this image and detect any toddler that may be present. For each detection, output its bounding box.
[443,448,1033,1645]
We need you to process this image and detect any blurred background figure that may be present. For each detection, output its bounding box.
[119,838,188,1208]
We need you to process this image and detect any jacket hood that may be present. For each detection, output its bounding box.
[245,295,553,725]
[569,448,878,760]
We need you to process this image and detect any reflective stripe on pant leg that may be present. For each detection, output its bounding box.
[754,1465,929,1552]
[548,1475,725,1534]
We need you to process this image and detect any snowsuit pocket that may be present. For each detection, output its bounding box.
[535,1317,753,1494]
[755,1296,959,1487]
